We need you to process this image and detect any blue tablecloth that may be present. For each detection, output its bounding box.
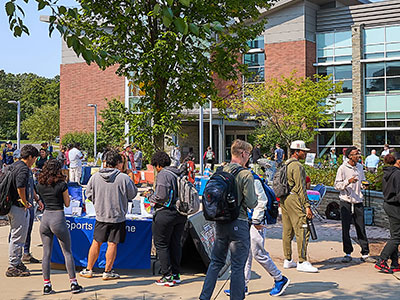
[51,216,152,269]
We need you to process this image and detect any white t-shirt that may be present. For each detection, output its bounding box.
[68,148,83,168]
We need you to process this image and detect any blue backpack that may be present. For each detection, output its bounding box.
[252,172,279,225]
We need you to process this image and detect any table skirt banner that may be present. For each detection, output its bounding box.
[51,216,152,269]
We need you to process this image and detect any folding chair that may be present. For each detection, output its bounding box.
[308,184,326,221]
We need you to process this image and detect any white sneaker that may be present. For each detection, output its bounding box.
[283,259,297,269]
[296,261,318,273]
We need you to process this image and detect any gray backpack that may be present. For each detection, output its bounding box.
[272,160,295,198]
[165,170,200,216]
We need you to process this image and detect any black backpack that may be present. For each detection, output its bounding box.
[272,160,295,198]
[202,166,245,223]
[0,166,14,216]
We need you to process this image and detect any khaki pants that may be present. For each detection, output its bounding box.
[281,195,310,263]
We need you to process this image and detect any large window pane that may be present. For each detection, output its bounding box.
[317,66,333,77]
[366,78,384,93]
[388,131,400,145]
[335,31,352,47]
[336,131,352,145]
[366,131,385,145]
[317,32,334,48]
[387,78,400,93]
[336,97,352,113]
[365,95,385,112]
[335,47,352,56]
[364,44,384,53]
[386,61,400,76]
[386,26,400,43]
[365,63,384,78]
[244,53,264,67]
[364,27,384,44]
[335,65,352,79]
[387,95,400,111]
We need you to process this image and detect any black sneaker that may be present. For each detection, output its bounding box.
[71,283,84,294]
[43,285,55,295]
[5,266,29,277]
[375,259,393,274]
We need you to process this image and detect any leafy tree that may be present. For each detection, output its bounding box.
[21,104,59,142]
[233,73,343,155]
[0,70,59,139]
[5,0,276,150]
[98,98,126,148]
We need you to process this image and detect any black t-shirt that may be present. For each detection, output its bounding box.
[8,160,30,206]
[36,181,68,211]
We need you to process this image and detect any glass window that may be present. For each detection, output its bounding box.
[387,95,400,111]
[365,112,385,120]
[366,131,385,145]
[365,44,384,53]
[365,95,385,112]
[365,120,385,127]
[364,27,385,44]
[317,32,334,49]
[336,97,352,113]
[386,61,400,76]
[386,26,400,43]
[335,31,352,47]
[336,131,352,145]
[244,53,264,67]
[335,65,352,79]
[366,79,384,93]
[387,78,400,93]
[388,131,400,145]
[365,63,384,78]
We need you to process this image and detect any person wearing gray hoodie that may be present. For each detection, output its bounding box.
[147,151,187,287]
[79,150,137,280]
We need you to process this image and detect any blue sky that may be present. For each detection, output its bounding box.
[0,0,78,78]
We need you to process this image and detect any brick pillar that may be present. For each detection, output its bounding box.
[352,24,364,150]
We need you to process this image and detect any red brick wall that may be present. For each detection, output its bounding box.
[60,63,125,138]
[265,40,316,80]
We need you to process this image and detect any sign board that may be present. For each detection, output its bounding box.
[186,211,230,276]
[305,153,316,166]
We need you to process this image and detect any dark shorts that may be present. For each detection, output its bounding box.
[93,221,126,244]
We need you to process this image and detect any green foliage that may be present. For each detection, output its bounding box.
[98,98,126,149]
[21,104,59,142]
[62,132,95,157]
[5,0,277,150]
[0,70,59,139]
[233,73,342,155]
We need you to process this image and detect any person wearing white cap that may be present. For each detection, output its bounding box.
[281,140,318,273]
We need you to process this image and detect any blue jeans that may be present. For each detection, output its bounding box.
[200,219,250,300]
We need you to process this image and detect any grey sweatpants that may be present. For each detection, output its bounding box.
[8,205,29,267]
[40,210,76,280]
[244,225,282,286]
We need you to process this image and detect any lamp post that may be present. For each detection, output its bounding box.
[87,104,97,161]
[8,100,21,150]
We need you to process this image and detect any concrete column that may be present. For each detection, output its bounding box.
[352,24,364,150]
[218,119,225,163]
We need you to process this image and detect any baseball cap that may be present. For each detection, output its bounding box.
[290,140,310,151]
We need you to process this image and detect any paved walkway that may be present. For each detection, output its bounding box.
[0,217,398,300]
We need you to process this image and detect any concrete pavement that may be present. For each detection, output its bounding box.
[0,218,398,300]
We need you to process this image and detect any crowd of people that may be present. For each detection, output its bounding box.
[1,138,399,299]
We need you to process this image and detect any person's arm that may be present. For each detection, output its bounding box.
[252,179,268,225]
[242,172,258,210]
[63,190,71,207]
[334,166,351,191]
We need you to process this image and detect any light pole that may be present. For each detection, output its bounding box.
[87,104,97,161]
[8,100,21,150]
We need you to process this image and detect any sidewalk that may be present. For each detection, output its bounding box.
[0,218,398,300]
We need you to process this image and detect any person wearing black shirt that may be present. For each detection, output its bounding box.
[36,159,83,295]
[6,145,39,277]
